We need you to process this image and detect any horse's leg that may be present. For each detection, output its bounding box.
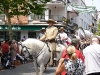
[50,51,53,66]
[34,59,39,75]
[39,64,45,75]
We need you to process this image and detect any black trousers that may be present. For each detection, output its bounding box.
[88,72,100,75]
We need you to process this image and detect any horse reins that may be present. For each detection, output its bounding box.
[19,42,51,67]
[18,43,32,59]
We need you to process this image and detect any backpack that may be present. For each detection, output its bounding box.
[64,58,85,75]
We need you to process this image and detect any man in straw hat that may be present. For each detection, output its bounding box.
[40,19,58,66]
[37,27,46,39]
[57,27,68,48]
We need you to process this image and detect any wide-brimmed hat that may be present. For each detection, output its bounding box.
[60,27,65,30]
[46,19,56,24]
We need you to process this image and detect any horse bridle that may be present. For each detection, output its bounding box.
[18,42,50,59]
[19,42,51,67]
[18,43,33,59]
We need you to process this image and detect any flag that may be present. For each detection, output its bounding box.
[67,4,96,13]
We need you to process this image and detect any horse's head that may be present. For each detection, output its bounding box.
[18,42,33,59]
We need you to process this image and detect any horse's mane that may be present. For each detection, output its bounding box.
[21,38,45,52]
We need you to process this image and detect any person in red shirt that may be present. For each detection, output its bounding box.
[1,39,9,55]
[61,38,84,75]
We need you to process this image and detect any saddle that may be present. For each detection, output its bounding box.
[56,44,61,52]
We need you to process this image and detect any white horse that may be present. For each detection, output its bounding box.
[19,38,66,75]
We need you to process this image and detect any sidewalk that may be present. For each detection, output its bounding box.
[0,59,26,71]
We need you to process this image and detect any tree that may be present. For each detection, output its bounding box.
[0,0,50,40]
[95,20,100,36]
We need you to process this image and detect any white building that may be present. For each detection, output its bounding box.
[67,0,97,30]
[97,11,100,21]
[0,0,98,41]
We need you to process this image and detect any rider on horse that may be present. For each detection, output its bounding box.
[40,19,58,67]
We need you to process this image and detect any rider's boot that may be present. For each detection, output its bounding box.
[50,52,53,67]
[53,51,57,67]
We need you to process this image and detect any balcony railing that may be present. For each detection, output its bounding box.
[30,15,64,22]
[52,0,62,1]
[48,0,66,5]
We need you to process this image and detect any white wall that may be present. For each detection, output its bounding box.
[71,0,93,30]
[45,9,49,20]
[21,31,28,40]
[50,7,66,18]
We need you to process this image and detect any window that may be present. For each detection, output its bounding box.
[28,32,36,38]
[0,14,6,21]
[0,31,5,40]
[6,31,21,41]
[13,32,21,41]
[0,14,6,24]
[30,13,45,20]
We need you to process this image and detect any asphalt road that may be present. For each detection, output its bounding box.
[0,62,56,75]
[0,62,86,75]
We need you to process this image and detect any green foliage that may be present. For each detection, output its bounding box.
[62,17,70,26]
[0,0,50,40]
[66,19,70,25]
[0,0,50,17]
[95,20,100,36]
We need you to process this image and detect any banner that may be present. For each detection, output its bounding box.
[67,4,96,13]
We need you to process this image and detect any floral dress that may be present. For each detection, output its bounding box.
[64,58,85,75]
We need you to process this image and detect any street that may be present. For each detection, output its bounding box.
[0,62,56,75]
[0,62,86,75]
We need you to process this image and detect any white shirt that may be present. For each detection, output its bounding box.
[37,33,44,39]
[59,32,67,40]
[58,32,68,43]
[83,44,100,74]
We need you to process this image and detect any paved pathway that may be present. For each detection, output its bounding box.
[0,62,56,75]
[0,62,86,75]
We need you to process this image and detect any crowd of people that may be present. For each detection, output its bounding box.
[37,19,100,75]
[0,39,27,69]
[0,19,100,75]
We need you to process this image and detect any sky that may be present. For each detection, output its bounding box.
[84,0,100,11]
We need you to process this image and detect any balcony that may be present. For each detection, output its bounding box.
[28,15,64,24]
[46,0,66,7]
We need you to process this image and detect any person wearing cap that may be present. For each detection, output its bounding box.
[56,45,85,75]
[61,38,84,75]
[40,19,58,66]
[83,36,100,75]
[37,27,46,39]
[57,27,68,48]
